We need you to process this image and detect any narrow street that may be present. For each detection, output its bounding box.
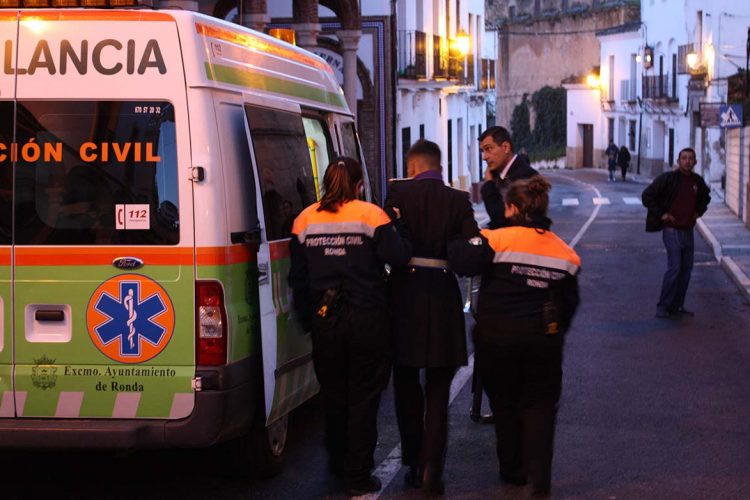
[4,168,748,499]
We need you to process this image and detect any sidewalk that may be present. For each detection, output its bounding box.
[695,196,750,303]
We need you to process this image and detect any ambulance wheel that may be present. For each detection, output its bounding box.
[227,413,288,478]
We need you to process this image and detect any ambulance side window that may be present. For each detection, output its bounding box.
[302,116,335,200]
[13,101,179,245]
[244,105,316,242]
[216,103,258,242]
[0,101,12,245]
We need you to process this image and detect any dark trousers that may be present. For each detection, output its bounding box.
[478,336,563,493]
[657,227,694,312]
[311,306,391,488]
[393,365,456,479]
[620,164,628,180]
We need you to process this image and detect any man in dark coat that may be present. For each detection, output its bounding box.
[642,147,710,318]
[478,126,538,229]
[385,139,480,495]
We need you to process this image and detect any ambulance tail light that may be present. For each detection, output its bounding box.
[196,281,228,366]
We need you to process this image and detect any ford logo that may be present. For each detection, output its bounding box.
[112,257,144,270]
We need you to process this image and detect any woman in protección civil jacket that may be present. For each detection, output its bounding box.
[287,157,411,497]
[448,175,580,497]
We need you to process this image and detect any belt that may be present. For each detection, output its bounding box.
[408,257,450,270]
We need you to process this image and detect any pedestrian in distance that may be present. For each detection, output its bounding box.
[641,148,711,319]
[617,145,631,181]
[605,140,618,182]
[479,126,538,229]
[447,175,581,497]
[288,157,411,497]
[385,139,480,496]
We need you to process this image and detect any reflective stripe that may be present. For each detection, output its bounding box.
[169,393,193,419]
[408,257,450,270]
[0,391,13,417]
[493,251,580,275]
[15,391,27,416]
[297,221,376,242]
[112,392,141,418]
[55,391,84,417]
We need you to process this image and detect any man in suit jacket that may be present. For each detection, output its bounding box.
[479,126,538,229]
[385,139,480,495]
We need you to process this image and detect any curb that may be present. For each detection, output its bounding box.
[696,218,750,303]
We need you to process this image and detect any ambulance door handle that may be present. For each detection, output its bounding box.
[258,263,269,285]
[35,310,65,322]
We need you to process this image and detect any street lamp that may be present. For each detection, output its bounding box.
[453,29,471,57]
[586,73,601,88]
[686,51,699,69]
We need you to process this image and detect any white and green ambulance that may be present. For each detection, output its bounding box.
[0,2,367,477]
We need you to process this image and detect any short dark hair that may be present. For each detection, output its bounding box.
[678,147,696,160]
[478,126,513,151]
[406,139,441,169]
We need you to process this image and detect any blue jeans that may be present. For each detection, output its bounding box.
[657,227,694,312]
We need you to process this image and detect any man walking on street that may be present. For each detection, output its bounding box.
[479,126,538,229]
[606,141,618,182]
[641,148,711,318]
[386,139,480,495]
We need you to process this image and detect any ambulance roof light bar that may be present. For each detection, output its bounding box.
[0,0,142,7]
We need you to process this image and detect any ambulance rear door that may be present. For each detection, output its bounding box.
[10,11,196,420]
[241,94,321,424]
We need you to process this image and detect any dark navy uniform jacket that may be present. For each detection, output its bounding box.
[385,172,479,368]
[288,199,411,321]
[449,218,580,343]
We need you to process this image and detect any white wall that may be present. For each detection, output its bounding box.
[565,84,603,152]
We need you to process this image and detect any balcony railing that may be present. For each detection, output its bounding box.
[397,30,427,79]
[643,74,675,100]
[433,35,448,78]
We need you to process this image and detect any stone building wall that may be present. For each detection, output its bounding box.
[487,0,639,129]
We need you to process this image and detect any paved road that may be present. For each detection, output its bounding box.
[3,169,750,499]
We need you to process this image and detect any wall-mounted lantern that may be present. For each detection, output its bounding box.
[643,46,653,69]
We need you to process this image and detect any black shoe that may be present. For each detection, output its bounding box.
[422,466,445,496]
[346,475,381,497]
[655,308,671,318]
[404,465,422,488]
[671,307,695,317]
[470,409,494,424]
[422,478,445,496]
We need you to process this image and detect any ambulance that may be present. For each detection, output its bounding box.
[0,2,368,477]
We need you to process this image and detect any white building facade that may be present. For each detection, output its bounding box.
[395,0,496,194]
[568,0,750,200]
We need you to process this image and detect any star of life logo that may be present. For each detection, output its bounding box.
[87,274,175,364]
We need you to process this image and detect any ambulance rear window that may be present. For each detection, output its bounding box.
[12,101,179,245]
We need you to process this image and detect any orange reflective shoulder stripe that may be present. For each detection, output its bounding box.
[483,226,581,273]
[293,201,381,242]
[356,200,391,229]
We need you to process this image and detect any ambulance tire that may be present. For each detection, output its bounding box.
[225,412,288,478]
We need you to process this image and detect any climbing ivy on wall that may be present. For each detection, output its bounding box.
[510,93,532,152]
[510,86,566,162]
[531,86,566,148]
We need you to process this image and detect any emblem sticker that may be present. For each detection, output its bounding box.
[86,274,175,364]
[31,355,58,390]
